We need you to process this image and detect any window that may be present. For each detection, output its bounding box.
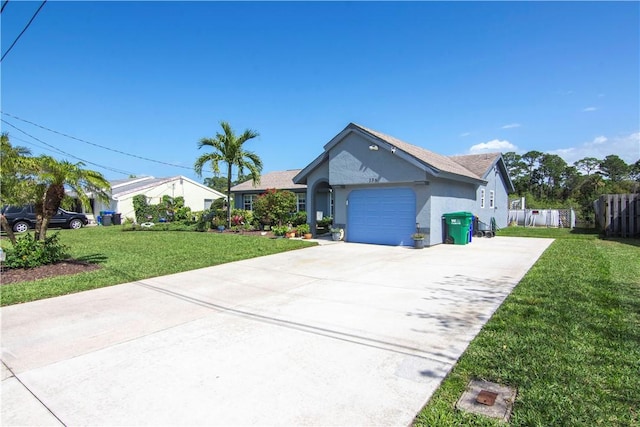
[480,189,485,209]
[243,194,256,211]
[204,199,213,210]
[296,193,306,212]
[489,190,495,209]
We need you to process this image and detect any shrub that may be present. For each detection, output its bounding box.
[121,223,197,232]
[271,225,289,236]
[231,209,253,225]
[291,211,307,226]
[4,232,70,269]
[317,216,333,228]
[297,223,311,236]
[253,189,297,226]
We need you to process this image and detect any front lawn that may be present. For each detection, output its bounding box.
[0,226,315,306]
[415,227,640,426]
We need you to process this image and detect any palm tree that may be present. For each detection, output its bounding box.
[0,133,37,245]
[194,121,262,227]
[33,156,111,240]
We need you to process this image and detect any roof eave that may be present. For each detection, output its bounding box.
[293,152,329,184]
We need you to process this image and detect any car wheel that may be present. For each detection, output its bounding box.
[13,221,30,233]
[69,219,84,229]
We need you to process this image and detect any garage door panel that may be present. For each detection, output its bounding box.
[347,188,416,246]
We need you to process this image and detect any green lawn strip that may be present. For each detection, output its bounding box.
[496,226,599,239]
[415,232,640,426]
[1,226,316,306]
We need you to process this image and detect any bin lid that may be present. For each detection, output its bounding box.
[443,211,473,218]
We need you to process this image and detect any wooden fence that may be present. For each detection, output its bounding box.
[594,194,640,238]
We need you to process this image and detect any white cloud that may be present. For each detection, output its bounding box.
[587,136,607,146]
[550,132,640,164]
[470,139,517,153]
[501,123,521,129]
[582,107,598,112]
[459,132,471,137]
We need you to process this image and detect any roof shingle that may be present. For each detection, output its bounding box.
[449,153,501,178]
[231,169,306,192]
[351,124,481,180]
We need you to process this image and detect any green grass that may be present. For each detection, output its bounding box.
[415,227,640,426]
[1,226,316,306]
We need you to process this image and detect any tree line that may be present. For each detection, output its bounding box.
[503,151,640,222]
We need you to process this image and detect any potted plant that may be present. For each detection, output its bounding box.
[330,227,343,241]
[297,223,312,239]
[412,233,426,249]
[271,225,288,238]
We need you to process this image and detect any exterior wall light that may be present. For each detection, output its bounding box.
[368,144,379,151]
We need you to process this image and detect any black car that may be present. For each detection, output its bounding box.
[1,205,89,233]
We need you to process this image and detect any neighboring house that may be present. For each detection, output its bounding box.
[293,123,514,246]
[230,170,308,212]
[92,175,225,221]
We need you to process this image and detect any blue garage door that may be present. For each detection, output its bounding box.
[347,188,416,246]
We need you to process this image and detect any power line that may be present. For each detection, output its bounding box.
[1,119,135,176]
[1,0,47,63]
[8,134,74,157]
[1,112,194,171]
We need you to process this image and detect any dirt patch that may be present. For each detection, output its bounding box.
[1,260,102,285]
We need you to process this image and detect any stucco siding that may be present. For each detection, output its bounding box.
[108,178,223,220]
[329,133,425,185]
[304,162,331,227]
[474,166,510,229]
[428,178,476,245]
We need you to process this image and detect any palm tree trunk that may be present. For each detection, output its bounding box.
[0,214,17,245]
[34,213,44,241]
[40,217,51,240]
[227,163,232,228]
[38,184,64,241]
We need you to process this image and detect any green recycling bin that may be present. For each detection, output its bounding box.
[443,212,473,245]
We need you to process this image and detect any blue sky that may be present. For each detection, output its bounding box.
[2,1,638,183]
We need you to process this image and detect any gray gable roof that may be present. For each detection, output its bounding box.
[449,153,501,179]
[352,123,481,180]
[231,169,306,192]
[295,123,492,184]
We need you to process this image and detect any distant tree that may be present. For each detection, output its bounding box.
[503,152,528,194]
[503,152,525,178]
[539,154,567,198]
[630,160,640,182]
[560,165,580,200]
[194,121,262,228]
[521,150,544,194]
[574,157,601,176]
[203,176,228,194]
[599,155,629,182]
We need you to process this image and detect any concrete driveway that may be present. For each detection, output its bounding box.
[1,236,553,426]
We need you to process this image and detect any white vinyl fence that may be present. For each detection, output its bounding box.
[508,209,576,228]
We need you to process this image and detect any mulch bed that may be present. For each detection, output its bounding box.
[1,260,102,285]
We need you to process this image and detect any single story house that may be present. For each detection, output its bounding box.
[230,170,307,212]
[293,123,514,246]
[92,175,225,221]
